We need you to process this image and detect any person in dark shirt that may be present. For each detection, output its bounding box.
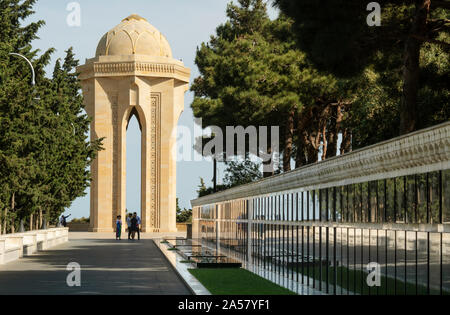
[60,214,71,227]
[133,212,141,240]
[130,215,138,240]
[115,215,122,240]
[126,213,133,240]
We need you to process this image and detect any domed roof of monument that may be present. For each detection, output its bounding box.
[95,14,173,58]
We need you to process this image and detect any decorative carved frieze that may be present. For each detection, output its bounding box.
[191,122,450,207]
[150,93,161,231]
[77,60,190,84]
[108,91,119,223]
[93,62,176,74]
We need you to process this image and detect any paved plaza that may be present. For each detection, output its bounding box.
[0,233,191,295]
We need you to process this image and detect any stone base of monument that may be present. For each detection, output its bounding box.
[88,227,114,233]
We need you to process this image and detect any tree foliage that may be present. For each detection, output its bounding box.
[176,198,192,223]
[196,159,262,197]
[193,0,449,182]
[274,0,450,136]
[191,0,341,173]
[0,0,102,233]
[223,159,262,187]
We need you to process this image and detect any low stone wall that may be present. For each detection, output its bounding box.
[0,228,69,265]
[67,223,90,232]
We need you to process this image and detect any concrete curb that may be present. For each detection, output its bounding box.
[153,239,211,295]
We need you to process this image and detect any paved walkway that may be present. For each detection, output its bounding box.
[0,233,191,295]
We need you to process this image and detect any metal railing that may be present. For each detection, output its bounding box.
[191,122,450,295]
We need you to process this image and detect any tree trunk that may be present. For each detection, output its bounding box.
[295,137,307,168]
[326,105,339,159]
[400,0,430,135]
[321,123,328,161]
[283,110,295,172]
[10,192,15,234]
[306,131,320,164]
[340,128,352,154]
[319,105,330,161]
[295,111,304,168]
[335,103,344,155]
[30,214,34,231]
[307,144,319,163]
[39,208,42,229]
[296,105,324,165]
[2,208,7,234]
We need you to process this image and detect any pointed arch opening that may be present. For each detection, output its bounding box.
[126,107,142,221]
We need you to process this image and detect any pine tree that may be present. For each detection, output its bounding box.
[274,0,450,135]
[223,159,262,187]
[191,0,339,173]
[197,178,208,197]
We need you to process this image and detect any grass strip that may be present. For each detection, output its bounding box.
[188,268,296,295]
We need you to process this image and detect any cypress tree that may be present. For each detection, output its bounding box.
[0,1,102,233]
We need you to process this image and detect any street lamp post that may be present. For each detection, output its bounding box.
[9,52,36,86]
[9,52,40,101]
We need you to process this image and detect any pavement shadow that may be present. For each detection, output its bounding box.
[0,238,191,295]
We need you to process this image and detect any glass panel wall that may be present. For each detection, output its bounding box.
[193,170,450,295]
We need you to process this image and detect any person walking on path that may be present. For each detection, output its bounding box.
[60,214,71,228]
[115,215,122,240]
[130,214,138,240]
[126,213,133,240]
[133,212,141,240]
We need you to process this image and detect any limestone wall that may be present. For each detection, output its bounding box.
[67,223,90,232]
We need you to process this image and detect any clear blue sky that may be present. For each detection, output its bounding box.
[27,0,278,218]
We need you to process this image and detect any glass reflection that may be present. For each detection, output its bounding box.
[193,170,449,296]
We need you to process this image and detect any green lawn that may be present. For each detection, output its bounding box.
[188,268,296,295]
[297,265,446,295]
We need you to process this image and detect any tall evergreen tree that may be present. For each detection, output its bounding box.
[191,0,339,173]
[0,0,53,232]
[274,0,449,136]
[0,0,102,233]
[37,48,102,224]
